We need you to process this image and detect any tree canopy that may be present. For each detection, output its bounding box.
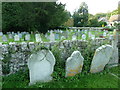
[2,2,70,34]
[73,2,89,27]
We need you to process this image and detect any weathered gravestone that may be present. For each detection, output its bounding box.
[50,31,55,42]
[90,45,113,73]
[82,34,86,40]
[108,29,119,65]
[25,34,30,41]
[0,32,3,36]
[55,33,59,40]
[35,34,41,42]
[65,51,84,77]
[2,35,8,42]
[14,35,20,41]
[28,49,55,85]
[8,34,13,39]
[72,35,76,40]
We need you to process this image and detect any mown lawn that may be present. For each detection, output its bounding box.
[2,65,119,88]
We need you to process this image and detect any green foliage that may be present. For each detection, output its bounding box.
[94,13,107,19]
[73,2,89,27]
[88,17,100,27]
[2,65,119,88]
[2,2,70,34]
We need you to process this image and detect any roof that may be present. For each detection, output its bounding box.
[109,14,120,22]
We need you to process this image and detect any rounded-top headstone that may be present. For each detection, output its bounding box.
[28,49,55,85]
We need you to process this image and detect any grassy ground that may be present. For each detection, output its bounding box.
[0,30,113,44]
[2,65,119,88]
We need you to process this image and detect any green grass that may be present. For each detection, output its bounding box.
[2,66,119,88]
[0,30,113,44]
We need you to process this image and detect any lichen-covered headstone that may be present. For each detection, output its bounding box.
[90,45,113,73]
[65,51,84,77]
[28,49,55,85]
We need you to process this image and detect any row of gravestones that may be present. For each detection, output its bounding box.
[28,44,113,85]
[0,29,113,43]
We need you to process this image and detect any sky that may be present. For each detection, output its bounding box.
[57,0,119,15]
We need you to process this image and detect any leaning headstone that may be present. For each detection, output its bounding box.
[25,34,30,41]
[90,45,113,73]
[66,51,84,77]
[28,49,55,85]
[14,35,20,41]
[2,35,8,42]
[35,34,41,42]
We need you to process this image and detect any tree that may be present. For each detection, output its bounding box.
[2,2,70,34]
[73,2,89,27]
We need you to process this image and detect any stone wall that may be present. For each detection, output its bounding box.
[1,38,112,76]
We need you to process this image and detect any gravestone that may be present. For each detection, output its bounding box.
[108,29,118,65]
[109,35,113,40]
[0,32,3,36]
[25,34,30,41]
[2,35,8,42]
[61,36,65,40]
[55,33,59,40]
[35,34,41,42]
[82,34,86,40]
[91,35,95,40]
[14,35,20,41]
[103,32,107,37]
[8,34,13,39]
[90,45,113,73]
[66,51,84,77]
[28,49,55,85]
[18,33,22,38]
[72,35,76,40]
[50,31,55,42]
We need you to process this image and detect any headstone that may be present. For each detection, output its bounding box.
[35,34,41,42]
[72,35,76,40]
[61,36,65,40]
[28,49,55,85]
[0,32,3,36]
[108,29,118,65]
[82,34,86,40]
[14,35,20,41]
[91,35,95,40]
[8,34,13,39]
[55,33,59,40]
[66,51,84,77]
[90,45,113,73]
[25,34,30,41]
[109,35,113,40]
[103,32,107,37]
[50,31,55,42]
[2,35,8,42]
[18,33,22,38]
